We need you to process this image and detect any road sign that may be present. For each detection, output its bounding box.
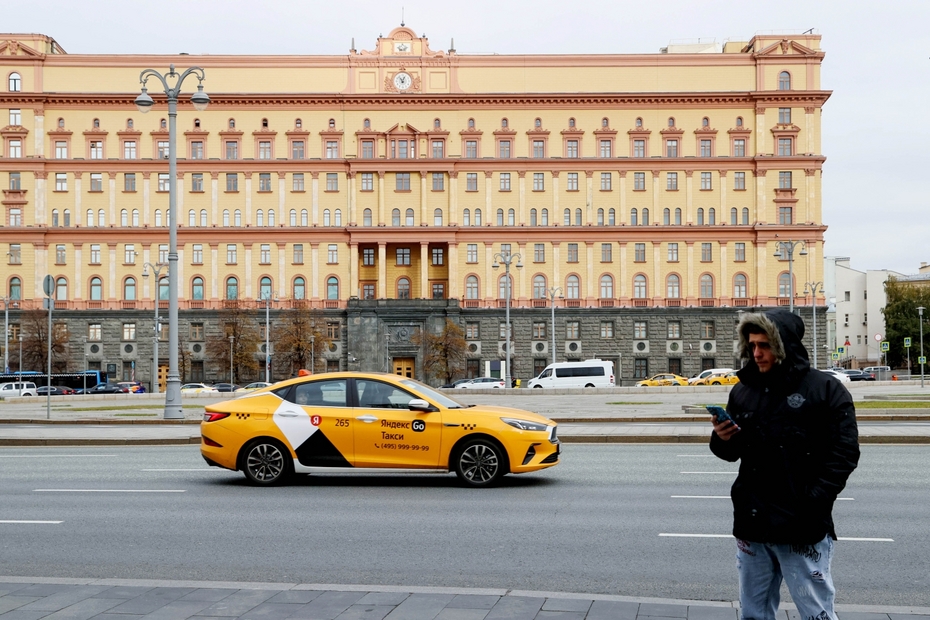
[920,356,927,365]
[881,341,890,352]
[42,275,54,297]
[874,333,883,342]
[905,337,912,348]
[837,346,846,355]
[832,353,839,361]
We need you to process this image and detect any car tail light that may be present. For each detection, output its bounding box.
[202,436,222,447]
[203,412,230,422]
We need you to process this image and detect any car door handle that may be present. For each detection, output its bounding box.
[356,415,378,423]
[278,412,300,417]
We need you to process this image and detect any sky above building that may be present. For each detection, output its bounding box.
[5,0,928,275]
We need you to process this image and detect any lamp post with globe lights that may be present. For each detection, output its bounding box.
[803,281,823,369]
[492,250,523,387]
[134,65,209,419]
[547,287,563,366]
[142,262,167,394]
[773,239,807,314]
[919,306,925,389]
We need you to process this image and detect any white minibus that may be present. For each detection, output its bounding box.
[525,359,615,389]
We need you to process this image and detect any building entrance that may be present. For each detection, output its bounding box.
[392,357,414,378]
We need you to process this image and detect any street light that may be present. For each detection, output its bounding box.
[803,281,824,369]
[135,64,209,419]
[82,336,87,395]
[310,334,315,374]
[142,262,167,394]
[546,286,563,366]
[1,295,12,373]
[228,335,235,386]
[262,294,277,383]
[773,239,807,313]
[492,250,523,387]
[916,306,926,386]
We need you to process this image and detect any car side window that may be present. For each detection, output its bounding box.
[291,379,347,407]
[356,380,416,409]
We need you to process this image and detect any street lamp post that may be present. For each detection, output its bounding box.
[310,335,315,374]
[546,287,563,366]
[228,335,235,386]
[82,337,87,394]
[773,239,807,314]
[492,250,523,387]
[135,65,209,419]
[917,306,926,389]
[1,296,11,373]
[142,262,167,394]
[804,281,823,369]
[263,294,273,383]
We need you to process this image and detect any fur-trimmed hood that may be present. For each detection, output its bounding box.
[737,309,809,384]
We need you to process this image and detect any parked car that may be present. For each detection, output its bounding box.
[36,385,76,396]
[820,369,851,384]
[636,373,688,387]
[118,381,146,393]
[0,381,38,397]
[441,379,472,389]
[76,383,130,394]
[525,359,615,389]
[695,371,740,386]
[687,368,735,385]
[455,377,506,389]
[842,369,875,381]
[180,383,220,394]
[213,383,241,393]
[235,382,273,393]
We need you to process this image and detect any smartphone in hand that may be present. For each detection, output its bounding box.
[707,405,739,429]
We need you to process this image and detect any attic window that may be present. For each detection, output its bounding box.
[602,117,609,127]
[127,118,134,129]
[568,118,576,128]
[160,118,167,129]
[736,117,743,127]
[668,117,675,127]
[93,118,100,128]
[58,118,65,128]
[635,117,643,128]
[296,118,302,129]
[467,118,475,129]
[262,118,269,128]
[363,118,370,129]
[433,118,440,128]
[501,118,508,128]
[534,118,542,128]
[194,118,201,128]
[702,117,709,127]
[329,118,336,129]
[228,118,236,129]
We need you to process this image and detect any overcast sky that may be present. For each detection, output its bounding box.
[6,0,928,275]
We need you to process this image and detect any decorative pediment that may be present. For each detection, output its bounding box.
[0,40,44,57]
[356,26,446,58]
[384,123,421,135]
[756,38,818,56]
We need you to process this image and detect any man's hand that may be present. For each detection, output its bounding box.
[712,416,740,441]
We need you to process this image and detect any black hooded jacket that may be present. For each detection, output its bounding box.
[710,309,860,544]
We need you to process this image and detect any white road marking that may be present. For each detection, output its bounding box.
[838,537,894,542]
[670,496,853,501]
[659,534,890,542]
[0,454,118,458]
[677,454,715,457]
[0,520,63,524]
[681,471,738,474]
[33,489,185,493]
[142,468,214,471]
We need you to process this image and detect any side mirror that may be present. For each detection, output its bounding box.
[408,398,435,412]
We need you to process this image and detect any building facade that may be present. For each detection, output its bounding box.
[1,28,829,386]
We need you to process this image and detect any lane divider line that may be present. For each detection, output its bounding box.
[659,533,892,542]
[0,520,63,524]
[33,489,186,493]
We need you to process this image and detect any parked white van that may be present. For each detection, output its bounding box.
[525,359,615,389]
[0,381,38,397]
[687,368,735,385]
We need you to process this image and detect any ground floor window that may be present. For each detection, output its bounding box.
[466,359,480,379]
[634,358,648,379]
[122,361,134,381]
[190,360,204,382]
[668,358,682,376]
[327,359,341,372]
[701,358,716,371]
[534,358,548,378]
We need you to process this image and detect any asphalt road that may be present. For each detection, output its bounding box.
[1,444,928,606]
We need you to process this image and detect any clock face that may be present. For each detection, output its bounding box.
[393,72,412,91]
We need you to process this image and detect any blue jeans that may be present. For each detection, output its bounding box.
[736,536,837,620]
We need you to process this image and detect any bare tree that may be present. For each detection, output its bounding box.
[19,310,69,372]
[205,305,261,383]
[275,307,330,375]
[412,319,466,385]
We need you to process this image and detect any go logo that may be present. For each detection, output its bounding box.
[412,419,426,433]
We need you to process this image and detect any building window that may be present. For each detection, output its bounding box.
[55,244,67,264]
[226,244,237,264]
[396,248,411,266]
[666,274,680,298]
[464,140,477,159]
[465,276,479,299]
[742,208,749,225]
[599,140,612,158]
[466,173,478,192]
[601,322,614,339]
[667,242,679,262]
[360,247,375,266]
[8,72,21,91]
[533,321,547,340]
[358,172,372,192]
[8,243,21,263]
[466,322,480,339]
[291,140,305,159]
[533,173,545,191]
[396,173,411,191]
[326,244,338,264]
[702,321,716,339]
[566,140,579,158]
[633,172,645,190]
[600,274,614,298]
[498,140,511,158]
[258,173,272,192]
[666,172,678,191]
[700,274,714,298]
[701,243,712,262]
[122,140,137,159]
[122,323,136,341]
[431,173,444,191]
[533,140,545,158]
[432,140,444,158]
[632,359,648,379]
[779,207,793,225]
[224,141,238,159]
[55,141,68,159]
[666,140,678,158]
[667,321,681,339]
[634,321,648,339]
[567,243,579,262]
[88,244,101,265]
[123,173,136,192]
[226,173,238,192]
[8,140,22,158]
[778,108,792,124]
[566,172,579,192]
[634,243,646,262]
[778,71,791,90]
[189,173,203,192]
[466,244,478,263]
[734,274,747,298]
[189,140,204,159]
[699,139,712,157]
[361,140,374,158]
[566,321,580,340]
[600,172,612,190]
[734,243,746,262]
[429,247,444,266]
[778,138,793,157]
[325,141,339,159]
[499,173,511,191]
[733,171,746,190]
[326,173,338,191]
[601,243,612,262]
[733,139,746,158]
[779,171,793,189]
[633,275,647,298]
[700,172,712,190]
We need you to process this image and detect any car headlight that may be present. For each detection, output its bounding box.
[501,417,549,432]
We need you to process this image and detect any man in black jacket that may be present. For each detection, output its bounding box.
[711,309,859,620]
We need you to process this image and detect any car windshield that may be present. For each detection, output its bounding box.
[400,378,469,409]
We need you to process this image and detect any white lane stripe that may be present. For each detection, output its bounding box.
[681,471,738,474]
[670,495,854,501]
[34,489,185,493]
[659,533,891,542]
[677,455,715,457]
[142,469,214,472]
[0,454,118,458]
[0,520,63,524]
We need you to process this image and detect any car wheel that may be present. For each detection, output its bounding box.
[454,438,506,488]
[533,385,543,389]
[585,383,595,388]
[242,439,292,486]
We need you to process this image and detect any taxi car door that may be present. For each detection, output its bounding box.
[352,378,441,468]
[280,378,354,468]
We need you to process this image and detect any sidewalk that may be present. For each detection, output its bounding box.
[2,576,929,619]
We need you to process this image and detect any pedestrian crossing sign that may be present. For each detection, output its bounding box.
[832,353,839,361]
[881,341,889,352]
[920,356,927,365]
[904,337,912,348]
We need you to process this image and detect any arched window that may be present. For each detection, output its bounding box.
[363,208,372,226]
[200,210,208,227]
[256,209,265,227]
[598,208,605,226]
[731,208,738,225]
[160,118,167,129]
[497,208,504,226]
[697,208,705,226]
[633,275,648,299]
[127,118,134,129]
[259,277,272,300]
[642,208,649,225]
[55,277,68,300]
[323,209,331,227]
[501,118,508,128]
[663,208,670,225]
[158,277,169,301]
[262,118,269,128]
[191,277,204,300]
[708,208,715,225]
[58,118,65,128]
[392,208,401,226]
[778,273,793,298]
[541,208,549,226]
[223,210,230,226]
[602,117,609,127]
[293,277,306,300]
[635,117,643,128]
[131,209,138,227]
[268,209,275,226]
[93,118,100,129]
[301,209,309,226]
[154,210,162,227]
[535,118,542,128]
[326,276,339,300]
[228,118,236,129]
[564,209,571,226]
[363,118,370,129]
[120,209,128,227]
[9,277,22,300]
[188,210,196,227]
[474,208,482,226]
[668,117,675,127]
[530,209,537,226]
[666,274,680,299]
[89,277,103,301]
[123,277,136,300]
[467,118,475,129]
[462,208,471,227]
[433,118,440,128]
[86,209,94,227]
[778,71,791,90]
[600,274,614,298]
[608,208,616,225]
[225,277,238,300]
[702,117,710,127]
[498,274,513,299]
[98,210,106,227]
[194,118,200,128]
[234,210,242,227]
[289,210,297,226]
[405,208,414,226]
[700,274,714,298]
[733,274,747,299]
[566,275,580,299]
[736,117,743,127]
[630,208,638,226]
[52,210,60,227]
[328,118,336,129]
[508,208,515,226]
[674,208,682,225]
[533,275,547,299]
[575,209,582,226]
[434,208,443,226]
[465,275,479,299]
[568,118,576,128]
[742,208,750,225]
[9,72,22,92]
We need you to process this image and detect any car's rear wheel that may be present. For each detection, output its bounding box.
[533,385,543,388]
[454,438,506,488]
[585,383,595,388]
[242,439,292,486]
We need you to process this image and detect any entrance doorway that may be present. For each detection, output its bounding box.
[393,357,415,378]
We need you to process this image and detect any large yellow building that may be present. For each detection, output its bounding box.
[0,28,829,385]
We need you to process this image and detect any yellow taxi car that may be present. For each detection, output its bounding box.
[635,373,689,387]
[702,371,740,386]
[201,372,560,487]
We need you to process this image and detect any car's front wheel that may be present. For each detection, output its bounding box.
[454,438,506,488]
[241,439,292,486]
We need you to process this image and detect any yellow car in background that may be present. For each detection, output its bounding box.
[694,371,741,386]
[201,372,560,488]
[635,373,689,387]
